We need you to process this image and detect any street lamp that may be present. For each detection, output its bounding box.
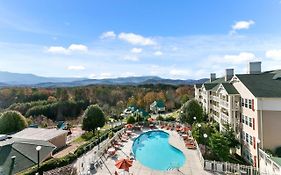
[193,116,197,120]
[203,133,208,138]
[97,127,101,150]
[257,138,261,172]
[9,156,16,175]
[36,146,41,174]
[110,119,114,131]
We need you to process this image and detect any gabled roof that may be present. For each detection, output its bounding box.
[12,128,68,141]
[236,70,281,97]
[195,84,202,88]
[151,100,165,108]
[203,83,218,90]
[0,138,55,174]
[205,77,226,84]
[221,83,239,94]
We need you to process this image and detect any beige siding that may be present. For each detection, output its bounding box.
[261,110,281,150]
[48,133,67,149]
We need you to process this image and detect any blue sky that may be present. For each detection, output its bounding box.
[1,0,281,79]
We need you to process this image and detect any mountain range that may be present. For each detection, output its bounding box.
[0,71,208,87]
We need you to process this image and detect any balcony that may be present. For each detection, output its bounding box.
[220,112,229,121]
[212,96,219,102]
[213,114,220,123]
[212,105,220,112]
[220,100,229,108]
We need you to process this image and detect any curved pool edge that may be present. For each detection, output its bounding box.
[132,130,183,157]
[132,129,186,171]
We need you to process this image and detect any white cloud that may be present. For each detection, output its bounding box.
[265,49,281,60]
[232,20,255,30]
[68,44,88,52]
[118,32,156,46]
[100,72,112,79]
[88,73,96,79]
[67,65,85,70]
[123,55,139,61]
[154,51,163,56]
[169,69,191,76]
[131,47,143,53]
[100,31,116,40]
[230,20,255,34]
[209,52,256,64]
[47,44,88,54]
[47,46,68,54]
[224,52,256,64]
[121,72,137,77]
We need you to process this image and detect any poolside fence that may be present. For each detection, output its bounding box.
[76,126,126,175]
[193,139,261,175]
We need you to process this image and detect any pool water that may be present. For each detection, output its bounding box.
[132,130,186,171]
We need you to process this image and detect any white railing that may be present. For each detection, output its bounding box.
[76,127,126,175]
[259,149,281,175]
[193,131,259,175]
[220,112,229,122]
[220,100,229,108]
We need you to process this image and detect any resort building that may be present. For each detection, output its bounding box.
[150,100,165,113]
[194,61,281,168]
[0,135,55,174]
[12,128,68,149]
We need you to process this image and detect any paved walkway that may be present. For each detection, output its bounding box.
[76,129,214,175]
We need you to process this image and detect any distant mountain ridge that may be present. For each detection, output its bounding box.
[0,71,208,87]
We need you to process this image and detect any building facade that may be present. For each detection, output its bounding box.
[194,61,281,169]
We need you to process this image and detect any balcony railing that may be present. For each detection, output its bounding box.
[220,112,229,121]
[220,100,229,108]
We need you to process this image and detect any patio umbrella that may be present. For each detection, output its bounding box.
[147,117,155,122]
[125,124,133,129]
[181,127,189,132]
[115,158,133,171]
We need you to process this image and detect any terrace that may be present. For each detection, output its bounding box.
[74,123,212,175]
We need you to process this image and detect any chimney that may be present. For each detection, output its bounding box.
[225,69,234,81]
[210,73,216,82]
[248,61,261,74]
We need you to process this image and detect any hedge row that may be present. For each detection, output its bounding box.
[8,100,51,115]
[25,100,89,120]
[21,125,124,175]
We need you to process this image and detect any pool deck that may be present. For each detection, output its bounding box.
[79,128,214,175]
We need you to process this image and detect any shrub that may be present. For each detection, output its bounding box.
[82,105,106,132]
[25,100,88,121]
[156,115,164,121]
[0,110,28,134]
[275,147,281,157]
[126,115,136,124]
[164,116,176,122]
[180,100,203,124]
[81,131,95,141]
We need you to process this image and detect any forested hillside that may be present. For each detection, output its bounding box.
[0,84,194,123]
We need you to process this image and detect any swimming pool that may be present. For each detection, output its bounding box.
[132,130,186,171]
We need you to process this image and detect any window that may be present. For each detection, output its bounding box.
[245,116,248,125]
[250,136,253,145]
[249,99,252,109]
[242,131,245,140]
[242,115,244,123]
[241,98,244,106]
[246,133,249,143]
[245,99,248,108]
[249,117,252,127]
